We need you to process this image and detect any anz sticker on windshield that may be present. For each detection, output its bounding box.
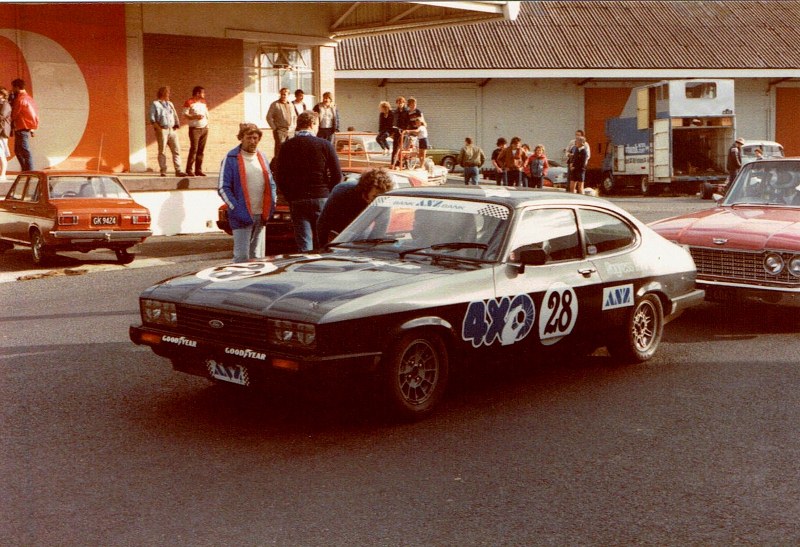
[602,284,634,310]
[462,294,536,348]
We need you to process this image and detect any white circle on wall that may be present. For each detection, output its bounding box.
[0,29,90,169]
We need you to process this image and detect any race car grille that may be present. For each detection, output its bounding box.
[690,247,800,286]
[176,304,269,347]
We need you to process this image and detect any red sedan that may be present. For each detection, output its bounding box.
[0,172,151,265]
[650,158,800,306]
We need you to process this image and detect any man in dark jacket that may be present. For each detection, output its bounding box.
[276,110,343,251]
[727,137,744,185]
[218,123,276,262]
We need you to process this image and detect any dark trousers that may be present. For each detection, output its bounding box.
[529,175,543,189]
[14,130,33,171]
[317,127,335,143]
[186,126,208,173]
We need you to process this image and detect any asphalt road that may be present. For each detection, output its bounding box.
[3,194,799,545]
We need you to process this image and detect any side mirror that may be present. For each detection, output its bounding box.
[516,248,548,275]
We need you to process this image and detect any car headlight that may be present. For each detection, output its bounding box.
[763,252,784,275]
[141,299,177,327]
[268,319,316,348]
[788,255,800,278]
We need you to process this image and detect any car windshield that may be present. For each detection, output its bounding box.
[723,161,800,207]
[49,176,131,199]
[333,194,511,261]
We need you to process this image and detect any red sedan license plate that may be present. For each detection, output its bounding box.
[92,215,118,226]
[206,359,250,386]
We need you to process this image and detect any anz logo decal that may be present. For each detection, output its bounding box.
[462,294,536,348]
[602,284,634,310]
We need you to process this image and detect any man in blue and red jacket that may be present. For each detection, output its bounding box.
[218,123,276,262]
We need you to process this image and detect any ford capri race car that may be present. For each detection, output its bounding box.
[130,187,704,419]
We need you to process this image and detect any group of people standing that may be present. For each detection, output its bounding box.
[266,88,341,158]
[0,79,40,182]
[148,85,208,177]
[377,96,428,169]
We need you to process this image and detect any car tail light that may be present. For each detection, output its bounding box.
[132,214,151,225]
[58,215,78,225]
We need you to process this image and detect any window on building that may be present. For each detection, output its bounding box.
[244,44,314,125]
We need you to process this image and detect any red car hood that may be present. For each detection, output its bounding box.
[650,206,800,251]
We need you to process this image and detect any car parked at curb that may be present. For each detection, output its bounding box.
[0,172,152,265]
[131,186,703,419]
[651,158,800,306]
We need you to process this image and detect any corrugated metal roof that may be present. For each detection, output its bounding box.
[335,1,800,70]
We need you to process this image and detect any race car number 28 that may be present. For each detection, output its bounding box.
[538,283,578,346]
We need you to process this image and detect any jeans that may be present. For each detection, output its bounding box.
[317,128,335,143]
[154,126,181,174]
[232,214,267,263]
[376,131,391,151]
[495,170,505,186]
[463,166,480,185]
[290,197,327,251]
[186,126,208,173]
[505,170,523,187]
[14,130,33,171]
[529,175,544,189]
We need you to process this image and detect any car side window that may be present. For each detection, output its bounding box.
[509,208,582,263]
[23,177,40,202]
[578,209,637,255]
[9,177,27,201]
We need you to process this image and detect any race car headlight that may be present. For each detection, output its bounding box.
[141,299,177,327]
[788,255,800,278]
[763,252,784,275]
[268,319,316,348]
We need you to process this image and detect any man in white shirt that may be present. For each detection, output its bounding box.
[183,86,209,176]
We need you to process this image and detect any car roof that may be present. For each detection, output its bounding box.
[388,186,627,212]
[740,140,783,147]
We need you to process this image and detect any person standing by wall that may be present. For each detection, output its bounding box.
[568,136,589,194]
[0,87,12,181]
[292,89,307,118]
[218,123,276,263]
[491,137,507,186]
[498,137,524,187]
[317,167,394,247]
[182,86,209,177]
[149,86,187,177]
[313,91,340,143]
[457,137,485,185]
[390,96,409,169]
[526,144,549,189]
[276,111,343,251]
[266,87,296,159]
[727,137,745,185]
[376,101,393,156]
[10,79,38,172]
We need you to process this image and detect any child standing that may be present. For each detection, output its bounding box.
[526,144,549,189]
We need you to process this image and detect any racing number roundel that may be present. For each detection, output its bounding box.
[538,282,579,346]
[196,261,278,282]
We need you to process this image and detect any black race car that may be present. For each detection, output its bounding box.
[131,187,703,419]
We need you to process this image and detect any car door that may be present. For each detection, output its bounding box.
[494,207,604,353]
[2,176,29,242]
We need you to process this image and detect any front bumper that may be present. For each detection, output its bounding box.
[129,324,381,384]
[700,280,800,307]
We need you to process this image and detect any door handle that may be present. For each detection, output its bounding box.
[577,267,596,278]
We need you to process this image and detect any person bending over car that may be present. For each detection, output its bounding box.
[316,167,394,247]
[218,123,277,262]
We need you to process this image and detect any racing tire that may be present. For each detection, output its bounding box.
[600,173,615,195]
[31,230,52,266]
[606,294,664,363]
[115,248,135,265]
[441,156,456,172]
[381,330,449,420]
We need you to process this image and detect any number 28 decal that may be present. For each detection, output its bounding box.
[538,282,578,346]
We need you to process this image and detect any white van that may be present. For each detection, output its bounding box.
[741,140,784,166]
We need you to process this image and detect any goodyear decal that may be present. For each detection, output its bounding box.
[224,347,267,361]
[462,294,536,348]
[538,283,579,346]
[162,335,197,348]
[602,284,634,310]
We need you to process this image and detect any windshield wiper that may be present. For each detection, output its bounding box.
[330,238,399,248]
[398,241,487,259]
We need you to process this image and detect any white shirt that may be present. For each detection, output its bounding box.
[241,150,266,215]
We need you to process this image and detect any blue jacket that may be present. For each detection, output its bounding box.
[218,146,276,230]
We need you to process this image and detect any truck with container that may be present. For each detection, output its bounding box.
[600,79,735,198]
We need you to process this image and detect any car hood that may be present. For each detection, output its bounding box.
[650,206,800,251]
[143,251,485,322]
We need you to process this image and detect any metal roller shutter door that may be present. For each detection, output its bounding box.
[386,84,477,151]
